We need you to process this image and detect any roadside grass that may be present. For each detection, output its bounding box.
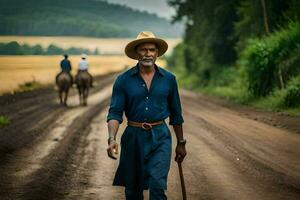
[200,86,300,116]
[248,92,300,116]
[250,99,300,116]
[0,115,10,128]
[0,81,53,97]
[172,69,300,116]
[17,80,44,92]
[200,86,250,103]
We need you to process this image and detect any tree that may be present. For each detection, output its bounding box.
[168,0,238,85]
[5,41,21,54]
[46,44,63,55]
[32,44,43,55]
[261,0,270,34]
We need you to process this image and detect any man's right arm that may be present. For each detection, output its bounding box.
[107,119,120,159]
[107,119,120,142]
[106,76,125,159]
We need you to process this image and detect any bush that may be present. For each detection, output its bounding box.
[240,22,300,97]
[282,76,300,107]
[208,66,237,87]
[0,115,10,128]
[250,76,300,110]
[166,43,186,71]
[18,80,43,92]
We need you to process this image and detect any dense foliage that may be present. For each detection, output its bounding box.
[241,22,300,97]
[167,0,300,110]
[0,0,182,38]
[282,76,300,107]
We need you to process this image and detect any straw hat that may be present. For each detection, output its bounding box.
[125,31,168,60]
[81,53,87,59]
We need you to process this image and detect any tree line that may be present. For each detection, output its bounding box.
[0,0,182,38]
[167,0,300,110]
[0,41,100,55]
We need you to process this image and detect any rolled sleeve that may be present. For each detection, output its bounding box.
[107,76,126,124]
[168,75,184,125]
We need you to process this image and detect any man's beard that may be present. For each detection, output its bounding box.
[139,57,155,67]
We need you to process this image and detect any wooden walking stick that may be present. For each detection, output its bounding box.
[177,161,187,200]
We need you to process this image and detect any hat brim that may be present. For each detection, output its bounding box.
[125,38,168,60]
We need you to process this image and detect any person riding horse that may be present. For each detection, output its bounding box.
[56,54,73,84]
[55,54,73,106]
[75,54,93,87]
[75,54,93,106]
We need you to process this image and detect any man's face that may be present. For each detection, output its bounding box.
[136,43,158,67]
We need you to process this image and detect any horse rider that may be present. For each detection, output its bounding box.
[106,31,187,200]
[56,54,73,84]
[76,54,93,87]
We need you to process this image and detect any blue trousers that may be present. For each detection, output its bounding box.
[125,188,167,200]
[114,124,172,190]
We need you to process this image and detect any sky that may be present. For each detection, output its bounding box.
[102,0,176,19]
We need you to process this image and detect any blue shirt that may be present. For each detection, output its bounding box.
[107,64,184,125]
[60,59,72,72]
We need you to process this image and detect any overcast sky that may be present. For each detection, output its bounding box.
[102,0,176,19]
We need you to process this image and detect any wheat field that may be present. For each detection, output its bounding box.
[0,36,177,94]
[0,55,166,94]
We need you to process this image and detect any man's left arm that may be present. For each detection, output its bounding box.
[173,124,186,163]
[168,75,187,163]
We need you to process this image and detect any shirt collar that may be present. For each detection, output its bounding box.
[130,63,165,76]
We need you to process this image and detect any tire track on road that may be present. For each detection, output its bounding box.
[0,75,116,200]
[0,73,116,158]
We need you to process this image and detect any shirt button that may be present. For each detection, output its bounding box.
[145,107,148,111]
[146,96,149,99]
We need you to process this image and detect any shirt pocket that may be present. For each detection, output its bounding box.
[152,87,169,110]
[153,99,167,110]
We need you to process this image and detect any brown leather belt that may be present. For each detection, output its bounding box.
[127,120,164,130]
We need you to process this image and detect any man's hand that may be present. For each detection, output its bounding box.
[107,139,118,160]
[175,144,187,163]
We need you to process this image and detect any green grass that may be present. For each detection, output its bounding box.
[201,86,300,116]
[250,101,300,116]
[281,108,300,116]
[173,72,300,116]
[0,115,10,127]
[248,94,300,116]
[18,80,43,92]
[200,86,249,103]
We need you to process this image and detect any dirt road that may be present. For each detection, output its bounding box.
[0,73,299,200]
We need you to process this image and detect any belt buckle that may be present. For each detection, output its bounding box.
[141,122,152,130]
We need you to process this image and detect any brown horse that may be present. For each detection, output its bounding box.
[56,72,73,106]
[75,71,91,106]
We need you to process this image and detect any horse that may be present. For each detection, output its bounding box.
[75,71,91,106]
[56,72,73,106]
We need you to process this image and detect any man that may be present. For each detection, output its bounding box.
[75,54,93,87]
[106,31,187,200]
[56,54,73,84]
